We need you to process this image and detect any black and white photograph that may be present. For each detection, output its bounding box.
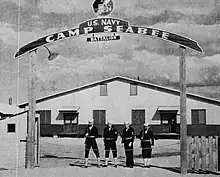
[0,0,220,176]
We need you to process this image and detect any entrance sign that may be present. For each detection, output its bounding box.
[14,17,203,58]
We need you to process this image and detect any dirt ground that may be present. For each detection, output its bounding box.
[0,137,219,177]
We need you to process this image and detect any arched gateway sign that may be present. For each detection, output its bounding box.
[15,17,202,58]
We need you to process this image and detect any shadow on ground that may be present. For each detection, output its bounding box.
[41,155,220,175]
[151,165,220,176]
[42,151,180,160]
[134,151,180,158]
[0,168,8,171]
[69,160,143,168]
[41,155,78,160]
[69,160,220,175]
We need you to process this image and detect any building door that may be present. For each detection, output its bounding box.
[160,111,177,133]
[131,109,145,131]
[169,115,177,133]
[63,113,78,132]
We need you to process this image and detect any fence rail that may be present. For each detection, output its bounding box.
[187,136,218,172]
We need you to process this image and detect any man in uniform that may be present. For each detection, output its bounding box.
[83,119,101,168]
[138,123,154,168]
[121,121,135,168]
[103,120,118,167]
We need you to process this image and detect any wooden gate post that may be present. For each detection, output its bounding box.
[179,45,188,174]
[26,50,37,169]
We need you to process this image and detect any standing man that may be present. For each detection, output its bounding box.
[138,123,154,168]
[121,121,135,168]
[103,120,118,167]
[83,119,101,168]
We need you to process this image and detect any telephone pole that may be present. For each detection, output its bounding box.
[179,46,187,174]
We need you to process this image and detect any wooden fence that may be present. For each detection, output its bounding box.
[187,136,219,172]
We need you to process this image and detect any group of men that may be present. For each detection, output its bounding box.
[83,119,154,168]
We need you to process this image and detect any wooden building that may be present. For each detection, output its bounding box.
[18,76,220,137]
[0,103,40,169]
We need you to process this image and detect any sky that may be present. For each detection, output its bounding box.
[0,0,220,104]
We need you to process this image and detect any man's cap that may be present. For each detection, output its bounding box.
[124,121,130,125]
[107,120,113,124]
[88,119,94,123]
[143,123,149,126]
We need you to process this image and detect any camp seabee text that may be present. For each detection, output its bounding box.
[45,18,170,43]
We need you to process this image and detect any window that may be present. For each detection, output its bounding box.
[7,124,16,133]
[39,110,51,125]
[93,110,106,124]
[100,84,107,96]
[130,84,138,96]
[131,109,145,124]
[191,109,206,125]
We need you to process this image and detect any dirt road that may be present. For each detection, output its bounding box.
[0,138,219,177]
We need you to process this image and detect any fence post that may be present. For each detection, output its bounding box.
[209,136,214,171]
[216,136,220,171]
[205,137,209,170]
[214,136,218,172]
[188,136,192,170]
[191,136,195,170]
[217,136,219,171]
[201,136,206,170]
[195,136,200,171]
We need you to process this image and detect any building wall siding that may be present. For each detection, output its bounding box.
[33,81,220,127]
[40,124,220,137]
[0,112,27,169]
[187,125,220,136]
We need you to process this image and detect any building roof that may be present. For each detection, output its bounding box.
[18,75,220,108]
[0,103,20,115]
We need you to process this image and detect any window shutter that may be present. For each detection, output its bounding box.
[39,110,51,124]
[199,110,206,124]
[191,110,199,125]
[132,110,138,124]
[40,111,46,124]
[93,110,99,124]
[139,110,145,124]
[46,110,51,124]
[99,110,106,124]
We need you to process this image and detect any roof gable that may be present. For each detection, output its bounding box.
[18,76,220,108]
